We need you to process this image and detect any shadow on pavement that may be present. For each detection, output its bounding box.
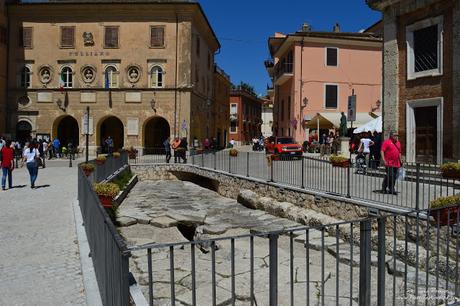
[11,185,27,189]
[34,185,50,189]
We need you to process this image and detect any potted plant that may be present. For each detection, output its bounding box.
[93,183,120,208]
[80,163,95,177]
[330,155,350,168]
[95,155,106,165]
[429,195,460,226]
[126,146,138,160]
[229,148,238,157]
[440,163,460,180]
[112,152,121,159]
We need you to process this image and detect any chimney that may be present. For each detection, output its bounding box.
[301,23,311,32]
[333,23,340,32]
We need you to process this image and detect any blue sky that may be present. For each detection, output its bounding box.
[199,0,381,96]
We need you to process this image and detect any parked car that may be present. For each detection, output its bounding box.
[265,136,303,157]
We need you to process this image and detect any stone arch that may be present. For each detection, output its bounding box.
[97,116,124,152]
[52,115,79,147]
[16,120,32,143]
[143,116,170,154]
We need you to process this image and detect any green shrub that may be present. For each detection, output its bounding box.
[330,155,349,163]
[93,182,120,198]
[113,171,133,190]
[96,155,107,162]
[441,163,460,172]
[80,163,95,171]
[112,152,121,158]
[430,195,460,209]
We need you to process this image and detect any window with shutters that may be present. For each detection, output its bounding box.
[150,26,164,48]
[19,27,32,48]
[61,67,73,88]
[150,66,164,88]
[326,47,338,66]
[105,66,119,88]
[60,26,75,48]
[104,26,119,48]
[325,84,338,109]
[20,66,32,88]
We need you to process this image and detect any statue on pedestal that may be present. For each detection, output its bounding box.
[340,112,347,137]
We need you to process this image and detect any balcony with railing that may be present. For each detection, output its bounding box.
[274,61,293,85]
[264,59,274,76]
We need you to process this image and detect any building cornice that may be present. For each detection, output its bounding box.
[270,33,382,59]
[366,0,402,11]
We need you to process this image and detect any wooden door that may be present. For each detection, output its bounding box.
[414,106,437,163]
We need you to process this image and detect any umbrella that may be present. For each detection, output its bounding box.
[353,116,382,134]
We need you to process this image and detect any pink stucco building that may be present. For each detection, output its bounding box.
[266,23,383,142]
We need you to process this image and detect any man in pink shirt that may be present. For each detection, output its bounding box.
[381,131,401,195]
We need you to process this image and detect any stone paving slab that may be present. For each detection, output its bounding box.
[0,166,87,305]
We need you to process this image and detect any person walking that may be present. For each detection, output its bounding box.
[53,138,60,158]
[358,132,374,167]
[163,137,171,163]
[381,131,401,195]
[179,137,188,163]
[23,140,40,188]
[105,136,114,155]
[1,140,14,190]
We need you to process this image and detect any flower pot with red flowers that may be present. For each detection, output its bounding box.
[429,195,460,226]
[80,163,95,177]
[112,152,121,159]
[440,163,460,180]
[95,155,107,165]
[93,183,120,208]
[330,155,350,168]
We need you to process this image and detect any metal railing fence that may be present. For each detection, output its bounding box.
[129,205,460,306]
[91,151,128,183]
[133,151,459,211]
[78,156,131,306]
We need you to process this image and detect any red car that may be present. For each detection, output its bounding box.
[265,136,303,157]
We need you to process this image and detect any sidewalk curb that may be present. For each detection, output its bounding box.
[72,199,103,306]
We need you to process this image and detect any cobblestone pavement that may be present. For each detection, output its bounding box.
[0,163,86,305]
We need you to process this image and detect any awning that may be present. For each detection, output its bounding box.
[304,112,375,130]
[353,116,382,134]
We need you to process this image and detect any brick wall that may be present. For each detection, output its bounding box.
[397,0,454,160]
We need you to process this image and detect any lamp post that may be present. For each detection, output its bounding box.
[84,106,90,163]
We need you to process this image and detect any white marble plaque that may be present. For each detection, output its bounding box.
[127,118,139,136]
[37,92,53,103]
[125,92,142,103]
[81,116,94,135]
[81,92,96,103]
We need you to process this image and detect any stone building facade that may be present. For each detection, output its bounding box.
[6,0,219,154]
[211,65,231,148]
[368,0,460,163]
[229,87,263,145]
[0,0,7,135]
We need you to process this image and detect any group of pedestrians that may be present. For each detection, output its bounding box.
[1,137,42,190]
[163,136,187,163]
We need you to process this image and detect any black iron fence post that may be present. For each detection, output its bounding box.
[269,234,278,306]
[213,151,216,170]
[246,152,250,177]
[415,163,420,210]
[359,220,371,306]
[270,159,274,182]
[347,161,351,198]
[228,154,231,174]
[301,156,305,189]
[201,152,204,167]
[377,217,386,306]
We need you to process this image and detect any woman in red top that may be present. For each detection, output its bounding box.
[1,139,14,190]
